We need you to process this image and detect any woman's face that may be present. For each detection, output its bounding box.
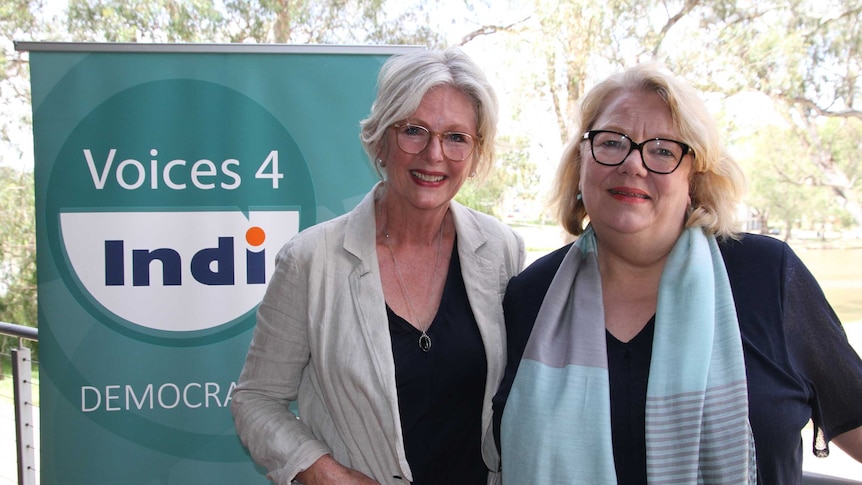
[580,89,693,243]
[380,85,478,213]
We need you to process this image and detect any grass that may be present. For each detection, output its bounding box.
[793,246,862,324]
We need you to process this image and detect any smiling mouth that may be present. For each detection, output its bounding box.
[609,189,650,199]
[412,171,445,183]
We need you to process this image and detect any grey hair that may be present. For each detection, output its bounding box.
[359,46,498,180]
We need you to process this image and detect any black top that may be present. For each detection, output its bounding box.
[493,233,862,485]
[607,317,655,484]
[389,241,489,485]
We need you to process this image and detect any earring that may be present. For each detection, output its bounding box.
[576,193,582,201]
[470,171,477,178]
[377,158,385,168]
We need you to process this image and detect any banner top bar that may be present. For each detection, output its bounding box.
[14,41,423,55]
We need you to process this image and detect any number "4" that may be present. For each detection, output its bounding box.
[255,150,285,189]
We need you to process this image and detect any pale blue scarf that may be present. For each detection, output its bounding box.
[501,226,756,484]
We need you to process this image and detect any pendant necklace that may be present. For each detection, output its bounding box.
[383,212,444,352]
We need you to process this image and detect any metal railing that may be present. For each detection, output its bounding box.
[0,321,38,485]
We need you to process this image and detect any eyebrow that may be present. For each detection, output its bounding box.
[405,119,476,134]
[594,127,682,141]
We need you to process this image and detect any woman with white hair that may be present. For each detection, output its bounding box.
[232,46,524,484]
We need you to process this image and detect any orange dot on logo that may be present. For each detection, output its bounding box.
[246,227,266,246]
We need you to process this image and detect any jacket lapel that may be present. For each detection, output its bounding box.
[342,184,397,388]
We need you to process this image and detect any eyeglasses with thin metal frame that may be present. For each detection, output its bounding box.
[392,122,478,162]
[583,130,694,174]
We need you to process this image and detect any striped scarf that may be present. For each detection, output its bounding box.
[501,226,756,484]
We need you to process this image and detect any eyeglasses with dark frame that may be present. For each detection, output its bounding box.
[582,130,694,174]
[392,122,478,162]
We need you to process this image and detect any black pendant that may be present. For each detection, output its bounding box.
[419,332,432,352]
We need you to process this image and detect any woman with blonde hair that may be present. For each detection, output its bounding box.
[493,62,862,484]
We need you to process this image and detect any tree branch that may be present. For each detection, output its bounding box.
[459,17,530,45]
[788,95,862,120]
[652,0,700,56]
[773,163,814,186]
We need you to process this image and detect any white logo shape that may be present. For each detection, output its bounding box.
[60,211,299,332]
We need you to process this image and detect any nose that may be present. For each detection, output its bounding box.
[422,133,446,161]
[619,145,648,176]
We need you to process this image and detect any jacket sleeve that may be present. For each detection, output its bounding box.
[230,240,331,484]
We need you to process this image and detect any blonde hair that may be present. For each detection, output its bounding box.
[359,47,498,180]
[552,62,746,239]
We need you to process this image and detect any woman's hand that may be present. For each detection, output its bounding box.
[294,455,380,485]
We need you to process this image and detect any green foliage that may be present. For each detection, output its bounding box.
[820,118,862,189]
[66,0,227,42]
[64,0,445,45]
[0,167,37,356]
[456,136,539,218]
[455,174,503,217]
[737,121,855,238]
[1,0,39,78]
[0,0,39,39]
[523,0,635,142]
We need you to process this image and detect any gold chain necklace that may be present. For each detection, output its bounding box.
[383,213,445,352]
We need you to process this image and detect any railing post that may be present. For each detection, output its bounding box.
[12,345,36,485]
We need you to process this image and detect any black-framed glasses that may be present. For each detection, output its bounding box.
[583,130,693,174]
[392,123,478,161]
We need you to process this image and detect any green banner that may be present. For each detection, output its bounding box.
[24,43,409,484]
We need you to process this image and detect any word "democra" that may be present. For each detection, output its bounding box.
[81,380,237,412]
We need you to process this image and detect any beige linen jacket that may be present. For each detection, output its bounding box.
[231,183,525,484]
